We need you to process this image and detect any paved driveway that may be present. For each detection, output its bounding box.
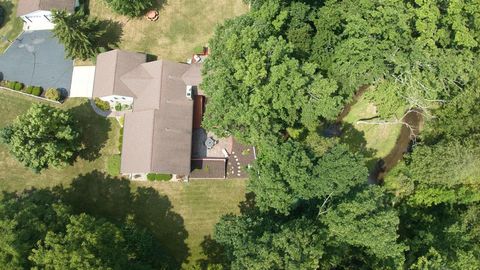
[0,31,73,93]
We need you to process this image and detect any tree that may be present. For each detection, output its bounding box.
[322,185,406,268]
[249,142,367,214]
[104,0,155,17]
[202,0,343,143]
[215,215,326,270]
[0,188,173,270]
[0,104,82,172]
[0,190,71,269]
[52,10,106,60]
[29,214,130,269]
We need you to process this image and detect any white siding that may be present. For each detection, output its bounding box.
[100,95,134,107]
[21,10,54,30]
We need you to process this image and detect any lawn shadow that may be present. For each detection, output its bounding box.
[0,1,15,28]
[197,235,229,270]
[68,101,111,161]
[197,192,257,269]
[98,20,124,49]
[154,0,168,10]
[63,171,132,222]
[64,171,190,268]
[339,122,379,180]
[340,123,377,163]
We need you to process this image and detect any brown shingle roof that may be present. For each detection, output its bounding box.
[181,63,203,86]
[92,50,147,98]
[117,58,195,175]
[94,50,203,175]
[17,0,76,16]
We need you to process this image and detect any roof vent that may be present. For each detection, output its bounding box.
[186,85,193,100]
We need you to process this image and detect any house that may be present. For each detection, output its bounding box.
[92,50,203,179]
[17,0,77,31]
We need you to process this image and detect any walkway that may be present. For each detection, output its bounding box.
[0,30,73,93]
[70,66,95,97]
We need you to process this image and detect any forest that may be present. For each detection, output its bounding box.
[199,0,480,269]
[0,0,479,269]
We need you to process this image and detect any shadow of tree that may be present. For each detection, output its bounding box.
[197,192,258,269]
[154,0,169,10]
[62,171,190,268]
[197,235,229,270]
[63,171,132,222]
[0,1,15,28]
[68,101,111,161]
[340,123,377,165]
[340,123,381,182]
[132,187,190,266]
[98,20,123,50]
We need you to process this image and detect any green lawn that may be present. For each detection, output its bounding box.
[0,0,23,53]
[342,94,402,167]
[0,90,247,268]
[134,179,247,268]
[88,0,248,62]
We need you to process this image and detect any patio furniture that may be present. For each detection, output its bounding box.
[205,137,216,149]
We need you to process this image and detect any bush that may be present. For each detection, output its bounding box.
[14,82,23,91]
[7,81,16,89]
[45,88,62,101]
[94,98,110,111]
[31,87,42,96]
[104,0,155,17]
[106,154,121,176]
[118,127,123,152]
[24,86,34,94]
[147,173,172,181]
[114,102,122,111]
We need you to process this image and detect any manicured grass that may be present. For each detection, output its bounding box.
[89,0,248,62]
[0,0,23,53]
[0,91,121,190]
[0,90,247,268]
[134,179,247,268]
[106,154,121,176]
[342,94,402,166]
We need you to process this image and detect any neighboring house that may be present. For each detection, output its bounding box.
[92,50,203,179]
[17,0,77,31]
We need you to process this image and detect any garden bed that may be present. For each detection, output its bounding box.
[0,86,62,104]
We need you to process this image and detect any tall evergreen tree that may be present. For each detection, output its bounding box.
[52,10,105,60]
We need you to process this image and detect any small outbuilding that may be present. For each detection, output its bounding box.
[17,0,77,31]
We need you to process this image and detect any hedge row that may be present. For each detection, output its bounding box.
[0,80,63,101]
[147,173,172,181]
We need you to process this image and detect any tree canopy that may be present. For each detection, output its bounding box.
[200,0,480,269]
[0,184,175,270]
[52,10,106,60]
[0,104,81,172]
[103,0,155,17]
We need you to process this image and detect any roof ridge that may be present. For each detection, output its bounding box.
[148,110,157,172]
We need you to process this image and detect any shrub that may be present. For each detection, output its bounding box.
[147,173,172,181]
[45,88,62,101]
[31,87,42,96]
[118,127,123,152]
[24,86,34,94]
[114,102,122,111]
[7,81,16,89]
[193,46,205,55]
[94,98,110,111]
[14,82,23,91]
[106,154,121,176]
[104,0,155,17]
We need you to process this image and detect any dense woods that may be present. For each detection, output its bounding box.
[201,0,480,269]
